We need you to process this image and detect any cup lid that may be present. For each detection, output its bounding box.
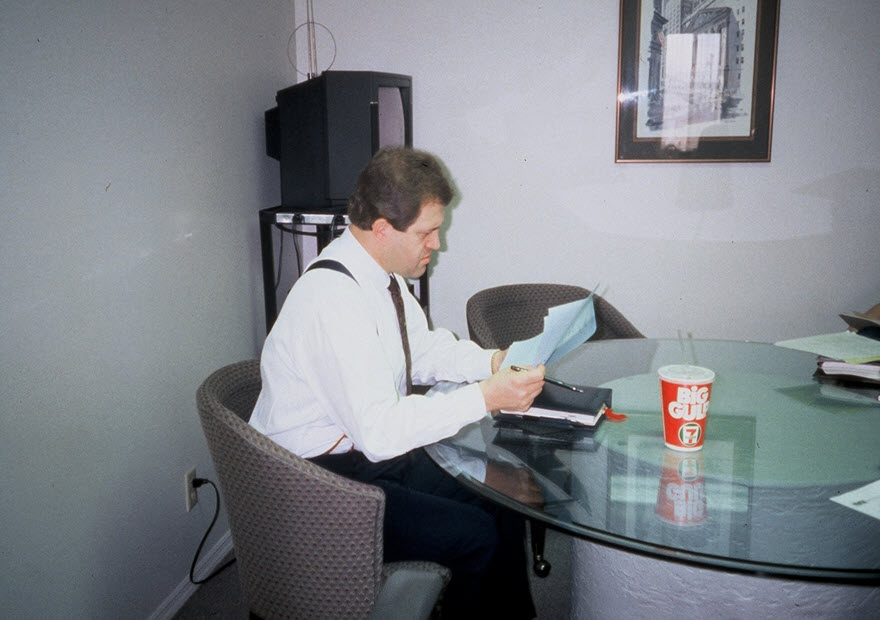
[658,364,715,383]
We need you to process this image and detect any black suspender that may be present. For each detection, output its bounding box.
[305,259,356,281]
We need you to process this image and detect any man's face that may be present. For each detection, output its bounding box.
[383,199,445,279]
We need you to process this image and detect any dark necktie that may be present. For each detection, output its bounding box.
[388,275,413,395]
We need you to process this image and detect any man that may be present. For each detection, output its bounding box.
[251,146,544,618]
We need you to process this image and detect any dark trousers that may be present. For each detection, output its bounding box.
[310,448,536,620]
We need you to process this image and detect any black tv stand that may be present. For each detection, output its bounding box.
[259,206,430,333]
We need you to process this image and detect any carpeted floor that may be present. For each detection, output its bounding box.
[173,528,572,619]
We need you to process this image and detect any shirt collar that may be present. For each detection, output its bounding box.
[331,227,394,291]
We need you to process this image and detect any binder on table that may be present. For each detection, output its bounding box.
[496,381,612,429]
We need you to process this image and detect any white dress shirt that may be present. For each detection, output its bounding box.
[250,228,492,462]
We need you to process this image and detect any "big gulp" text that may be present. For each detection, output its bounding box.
[667,386,709,420]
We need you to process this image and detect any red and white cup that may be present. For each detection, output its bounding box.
[655,448,707,526]
[658,364,715,451]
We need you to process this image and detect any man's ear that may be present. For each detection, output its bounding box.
[371,218,392,241]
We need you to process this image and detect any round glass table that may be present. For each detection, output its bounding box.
[426,339,880,615]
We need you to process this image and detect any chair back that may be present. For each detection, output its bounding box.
[196,359,386,619]
[466,283,643,349]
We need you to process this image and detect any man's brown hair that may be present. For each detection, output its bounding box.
[348,147,453,231]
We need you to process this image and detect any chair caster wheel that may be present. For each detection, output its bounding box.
[533,558,551,578]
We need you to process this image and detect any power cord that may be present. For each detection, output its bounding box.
[189,478,237,585]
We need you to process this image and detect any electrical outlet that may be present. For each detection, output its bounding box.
[185,467,198,512]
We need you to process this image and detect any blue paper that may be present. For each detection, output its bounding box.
[503,291,597,367]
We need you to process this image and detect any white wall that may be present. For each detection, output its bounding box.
[1,1,878,618]
[1,2,293,618]
[312,0,879,342]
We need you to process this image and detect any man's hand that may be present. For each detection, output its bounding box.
[479,364,545,413]
[484,461,544,507]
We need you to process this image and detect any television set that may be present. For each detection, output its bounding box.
[265,70,413,212]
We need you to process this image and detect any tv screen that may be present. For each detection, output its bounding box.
[377,85,406,148]
[265,71,413,212]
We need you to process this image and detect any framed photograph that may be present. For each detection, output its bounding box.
[616,0,780,162]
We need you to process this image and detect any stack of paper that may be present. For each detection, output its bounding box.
[776,316,880,404]
[818,358,880,381]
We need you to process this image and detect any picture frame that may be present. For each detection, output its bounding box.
[616,0,780,162]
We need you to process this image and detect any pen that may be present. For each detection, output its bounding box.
[510,365,585,393]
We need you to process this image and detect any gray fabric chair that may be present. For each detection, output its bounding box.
[466,283,643,578]
[467,283,644,351]
[196,359,450,620]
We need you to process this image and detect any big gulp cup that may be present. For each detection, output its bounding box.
[658,365,715,451]
[655,449,707,526]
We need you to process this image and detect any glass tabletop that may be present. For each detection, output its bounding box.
[426,339,880,581]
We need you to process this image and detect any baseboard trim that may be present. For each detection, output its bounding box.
[147,529,234,620]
